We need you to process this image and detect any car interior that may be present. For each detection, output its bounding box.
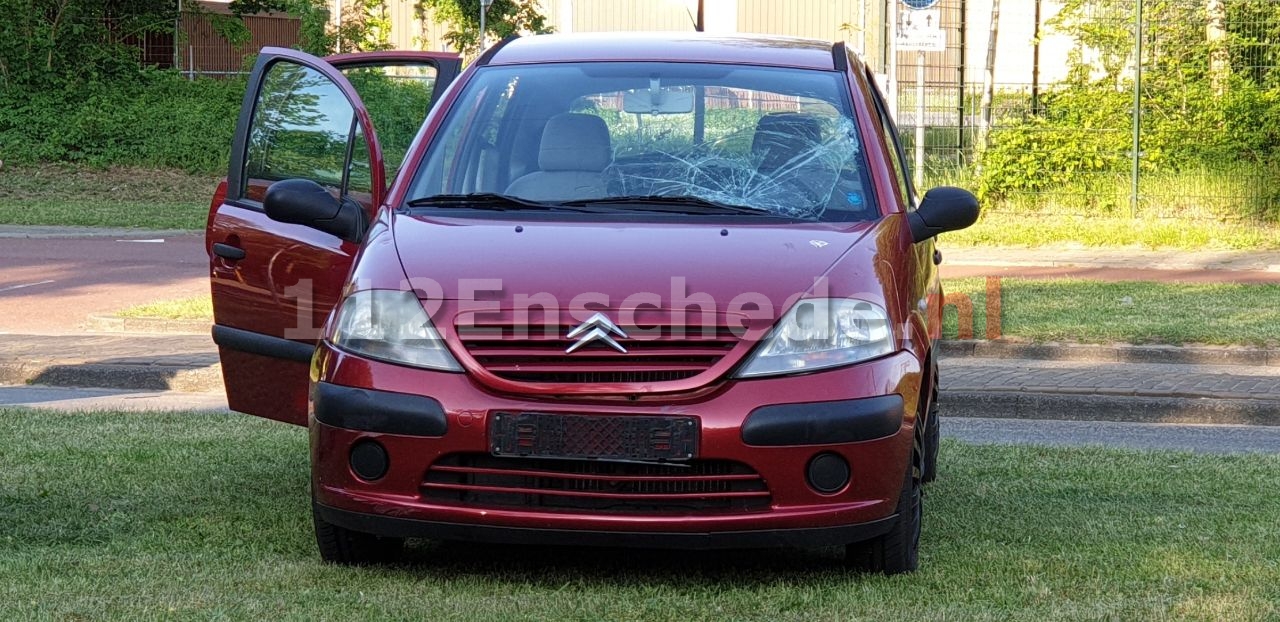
[410,63,881,222]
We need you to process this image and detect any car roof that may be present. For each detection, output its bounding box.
[486,32,847,72]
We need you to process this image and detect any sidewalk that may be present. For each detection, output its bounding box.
[2,332,1278,425]
[0,333,220,393]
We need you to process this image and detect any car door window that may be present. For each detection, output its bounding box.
[863,69,916,210]
[342,64,438,175]
[243,60,356,202]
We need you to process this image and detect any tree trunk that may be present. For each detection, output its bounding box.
[1207,0,1229,96]
[975,0,1000,171]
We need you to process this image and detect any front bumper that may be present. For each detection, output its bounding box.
[314,502,898,550]
[310,343,923,547]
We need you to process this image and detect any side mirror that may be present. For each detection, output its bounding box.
[263,179,365,243]
[907,186,980,243]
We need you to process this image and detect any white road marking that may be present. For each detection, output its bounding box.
[0,280,55,293]
[116,239,166,243]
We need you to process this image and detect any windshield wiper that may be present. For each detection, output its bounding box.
[405,193,608,213]
[562,195,777,216]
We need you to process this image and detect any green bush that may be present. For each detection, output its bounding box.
[0,72,245,175]
[971,0,1280,223]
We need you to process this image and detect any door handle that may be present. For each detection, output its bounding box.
[213,243,246,261]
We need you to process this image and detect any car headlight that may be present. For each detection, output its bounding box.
[735,298,893,378]
[327,289,462,372]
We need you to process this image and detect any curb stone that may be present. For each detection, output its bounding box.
[0,361,223,393]
[939,340,1280,367]
[85,314,212,335]
[941,390,1280,427]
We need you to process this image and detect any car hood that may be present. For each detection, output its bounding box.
[391,214,879,316]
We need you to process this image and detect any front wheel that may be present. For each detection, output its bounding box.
[845,443,922,574]
[313,505,405,566]
[922,369,940,484]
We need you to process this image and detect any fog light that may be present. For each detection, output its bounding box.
[806,452,850,494]
[350,440,389,481]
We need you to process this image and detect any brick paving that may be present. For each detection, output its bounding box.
[940,357,1280,401]
[0,333,220,392]
[0,333,215,367]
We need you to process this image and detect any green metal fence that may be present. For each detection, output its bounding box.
[893,0,1280,223]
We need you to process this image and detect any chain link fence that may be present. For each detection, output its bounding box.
[893,0,1280,223]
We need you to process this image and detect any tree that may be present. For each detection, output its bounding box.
[0,0,177,89]
[414,0,550,57]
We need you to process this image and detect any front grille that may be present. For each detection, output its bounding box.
[422,454,771,514]
[457,321,741,385]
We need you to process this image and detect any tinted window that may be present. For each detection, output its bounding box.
[342,64,437,174]
[244,61,354,192]
[410,62,877,222]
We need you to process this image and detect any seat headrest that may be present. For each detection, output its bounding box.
[752,113,823,173]
[539,113,612,172]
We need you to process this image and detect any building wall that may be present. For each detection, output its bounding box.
[330,0,1075,90]
[178,1,301,75]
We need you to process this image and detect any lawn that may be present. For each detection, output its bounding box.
[3,162,1279,252]
[939,213,1280,250]
[110,279,1280,347]
[942,278,1280,346]
[116,296,214,321]
[0,164,219,230]
[2,409,1278,620]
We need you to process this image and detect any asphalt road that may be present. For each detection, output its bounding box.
[3,386,1279,454]
[0,229,207,332]
[3,226,1278,333]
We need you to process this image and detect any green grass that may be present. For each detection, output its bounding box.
[939,213,1280,250]
[942,278,1280,346]
[0,164,219,230]
[2,409,1279,620]
[116,295,213,321]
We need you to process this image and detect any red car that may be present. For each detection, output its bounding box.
[207,33,977,574]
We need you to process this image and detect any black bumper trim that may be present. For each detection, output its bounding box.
[313,382,448,437]
[741,395,905,447]
[314,502,896,550]
[212,325,315,363]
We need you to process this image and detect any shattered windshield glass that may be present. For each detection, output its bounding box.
[410,62,876,221]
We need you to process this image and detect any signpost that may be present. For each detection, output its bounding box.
[479,0,495,50]
[897,8,946,53]
[896,0,945,191]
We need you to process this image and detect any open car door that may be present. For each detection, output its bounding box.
[209,47,461,425]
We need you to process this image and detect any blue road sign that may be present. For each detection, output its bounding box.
[902,0,940,9]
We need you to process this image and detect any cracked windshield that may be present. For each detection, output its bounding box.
[410,62,874,220]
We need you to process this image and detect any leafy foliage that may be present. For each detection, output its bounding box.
[0,70,244,174]
[978,0,1280,222]
[414,0,551,56]
[227,0,341,55]
[0,0,177,90]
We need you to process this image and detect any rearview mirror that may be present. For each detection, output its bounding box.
[263,179,365,243]
[622,87,695,115]
[908,186,980,243]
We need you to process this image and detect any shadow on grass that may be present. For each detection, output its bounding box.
[395,538,853,585]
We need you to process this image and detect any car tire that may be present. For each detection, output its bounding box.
[313,505,405,566]
[845,437,922,575]
[922,361,940,484]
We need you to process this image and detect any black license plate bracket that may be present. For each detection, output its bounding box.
[490,412,698,462]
